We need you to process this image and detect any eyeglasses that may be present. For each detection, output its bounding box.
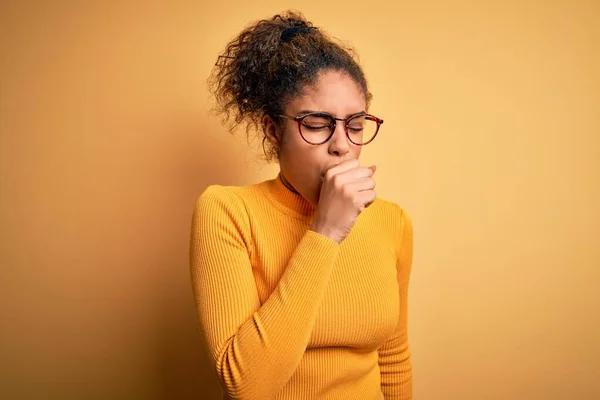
[278,111,384,146]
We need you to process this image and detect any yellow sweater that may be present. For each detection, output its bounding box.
[189,172,413,400]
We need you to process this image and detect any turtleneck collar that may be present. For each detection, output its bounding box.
[261,171,316,219]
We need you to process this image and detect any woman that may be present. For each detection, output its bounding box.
[190,10,413,400]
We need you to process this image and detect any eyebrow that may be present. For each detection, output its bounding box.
[297,109,367,118]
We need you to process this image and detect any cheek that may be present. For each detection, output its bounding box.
[280,134,322,171]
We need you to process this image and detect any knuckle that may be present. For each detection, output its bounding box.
[341,185,352,199]
[332,175,343,189]
[354,198,364,209]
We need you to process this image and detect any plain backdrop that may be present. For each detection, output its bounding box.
[1,1,599,399]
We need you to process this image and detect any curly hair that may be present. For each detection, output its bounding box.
[208,10,372,162]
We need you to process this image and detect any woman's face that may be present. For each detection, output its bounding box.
[266,69,368,206]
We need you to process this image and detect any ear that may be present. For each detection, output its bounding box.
[262,114,280,147]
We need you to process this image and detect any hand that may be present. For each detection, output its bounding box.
[310,159,377,244]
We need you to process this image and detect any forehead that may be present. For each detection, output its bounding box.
[286,69,366,116]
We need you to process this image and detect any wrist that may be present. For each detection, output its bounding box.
[310,221,342,244]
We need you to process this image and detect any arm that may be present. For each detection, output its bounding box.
[378,207,414,400]
[189,186,340,399]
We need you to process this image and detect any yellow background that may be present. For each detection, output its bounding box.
[1,1,598,399]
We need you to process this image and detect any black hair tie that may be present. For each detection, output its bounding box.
[281,25,317,42]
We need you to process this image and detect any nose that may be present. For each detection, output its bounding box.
[327,122,350,157]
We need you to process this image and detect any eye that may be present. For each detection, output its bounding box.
[302,115,332,131]
[347,116,366,133]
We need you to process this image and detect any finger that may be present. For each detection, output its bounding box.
[351,165,376,177]
[344,164,376,179]
[323,159,360,178]
[345,177,376,192]
[357,190,377,209]
[336,166,375,184]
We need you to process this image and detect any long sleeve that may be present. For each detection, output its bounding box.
[378,207,414,400]
[189,186,340,399]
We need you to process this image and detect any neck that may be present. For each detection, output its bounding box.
[260,170,316,218]
[280,171,300,194]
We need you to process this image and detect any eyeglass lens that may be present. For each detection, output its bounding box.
[300,114,378,145]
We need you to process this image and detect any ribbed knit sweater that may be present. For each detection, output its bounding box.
[189,172,413,400]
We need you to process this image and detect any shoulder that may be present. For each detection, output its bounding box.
[369,196,413,231]
[193,184,253,228]
[190,185,256,254]
[195,180,261,207]
[195,184,236,210]
[197,184,238,203]
[368,196,413,252]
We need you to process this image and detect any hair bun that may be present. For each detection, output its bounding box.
[281,25,318,42]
